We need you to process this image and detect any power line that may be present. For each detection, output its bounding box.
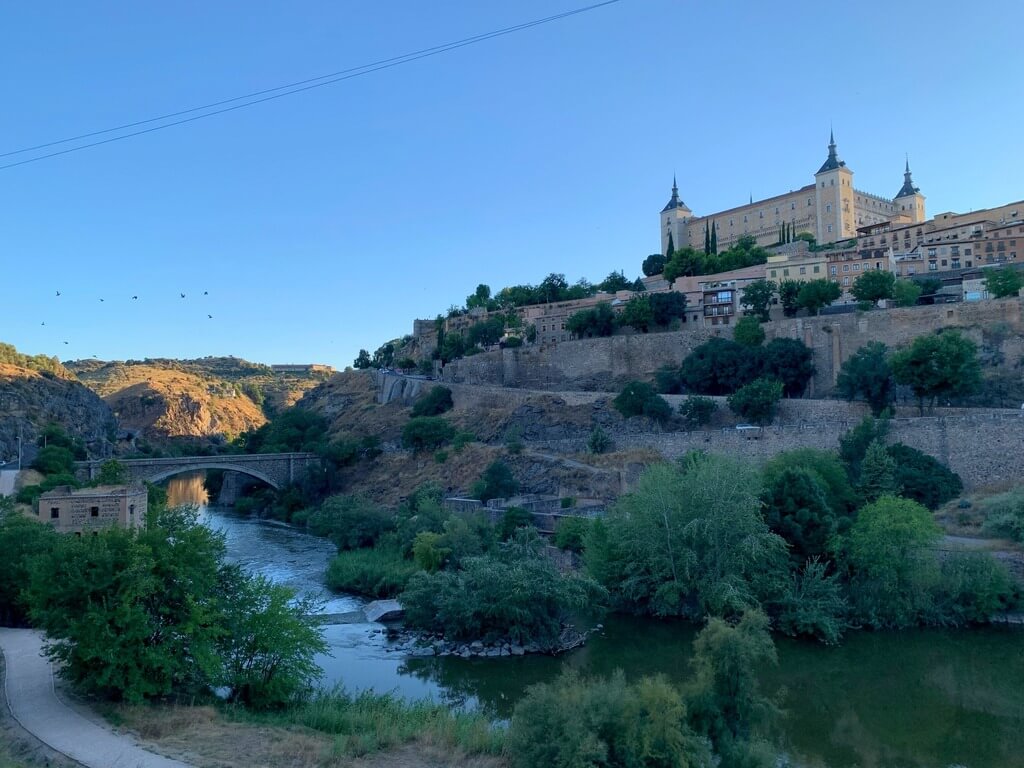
[1,1,625,171]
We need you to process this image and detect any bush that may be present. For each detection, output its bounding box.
[498,506,535,540]
[979,488,1024,542]
[678,396,716,428]
[32,445,76,476]
[326,542,419,598]
[508,670,711,768]
[401,417,455,450]
[728,377,783,425]
[761,467,836,563]
[733,316,765,347]
[761,338,815,397]
[678,338,761,395]
[402,530,605,647]
[433,450,448,464]
[886,443,962,510]
[553,516,591,554]
[613,381,671,423]
[411,386,454,418]
[473,460,519,502]
[772,559,848,645]
[306,494,395,550]
[587,426,613,454]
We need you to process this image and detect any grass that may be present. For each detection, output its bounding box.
[325,544,419,598]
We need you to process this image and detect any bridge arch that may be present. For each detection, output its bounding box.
[143,463,281,490]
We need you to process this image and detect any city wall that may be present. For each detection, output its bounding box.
[441,298,1024,395]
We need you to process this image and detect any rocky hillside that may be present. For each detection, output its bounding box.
[0,361,116,462]
[65,357,332,443]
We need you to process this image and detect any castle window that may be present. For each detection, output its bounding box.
[743,215,747,223]
[90,506,99,518]
[729,219,734,227]
[828,225,833,233]
[813,265,820,274]
[843,265,849,272]
[50,507,59,519]
[799,267,806,275]
[843,277,850,286]
[791,203,795,210]
[783,269,790,277]
[826,204,832,213]
[830,179,834,186]
[759,211,763,219]
[807,198,812,206]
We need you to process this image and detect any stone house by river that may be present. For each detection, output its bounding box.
[35,484,147,534]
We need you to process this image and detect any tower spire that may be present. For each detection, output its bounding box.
[896,155,920,198]
[661,175,687,212]
[816,129,844,174]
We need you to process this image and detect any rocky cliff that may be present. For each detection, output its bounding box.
[0,363,116,462]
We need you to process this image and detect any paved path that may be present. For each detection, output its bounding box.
[0,628,191,768]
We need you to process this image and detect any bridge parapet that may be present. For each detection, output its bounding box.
[75,453,320,490]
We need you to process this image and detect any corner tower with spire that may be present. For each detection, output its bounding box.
[814,130,856,244]
[894,157,926,223]
[661,175,692,255]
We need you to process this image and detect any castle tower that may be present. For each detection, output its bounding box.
[813,130,856,244]
[660,175,692,255]
[894,157,926,224]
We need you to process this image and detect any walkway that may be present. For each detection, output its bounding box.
[0,628,191,768]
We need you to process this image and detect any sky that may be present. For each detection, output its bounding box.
[2,0,1021,369]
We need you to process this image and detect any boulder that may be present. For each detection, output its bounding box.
[364,599,405,623]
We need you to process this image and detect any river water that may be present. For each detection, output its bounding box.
[167,475,1024,768]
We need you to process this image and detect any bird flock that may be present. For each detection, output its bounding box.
[43,288,215,356]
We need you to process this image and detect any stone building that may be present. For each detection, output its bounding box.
[35,484,147,534]
[661,133,926,252]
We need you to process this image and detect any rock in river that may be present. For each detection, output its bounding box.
[365,599,405,623]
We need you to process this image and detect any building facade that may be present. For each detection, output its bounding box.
[35,484,147,534]
[661,133,926,253]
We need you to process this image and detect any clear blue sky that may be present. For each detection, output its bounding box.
[3,0,1021,369]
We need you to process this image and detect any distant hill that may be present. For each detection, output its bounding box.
[65,356,332,442]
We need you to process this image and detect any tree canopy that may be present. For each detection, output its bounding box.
[835,341,893,415]
[890,330,982,412]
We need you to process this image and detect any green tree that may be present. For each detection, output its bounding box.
[710,221,717,254]
[94,459,127,485]
[685,611,779,765]
[648,292,688,326]
[705,220,712,254]
[618,296,655,332]
[778,280,801,318]
[761,468,836,563]
[473,460,519,502]
[839,415,890,482]
[762,449,858,521]
[984,266,1024,298]
[599,270,633,293]
[613,382,671,423]
[566,303,616,338]
[306,494,395,550]
[890,330,982,413]
[587,425,613,454]
[892,279,923,307]
[740,279,776,323]
[858,440,898,503]
[761,338,814,396]
[465,316,506,348]
[796,279,841,315]
[31,445,76,476]
[839,496,942,629]
[401,417,455,450]
[642,253,666,277]
[498,506,535,540]
[850,270,896,305]
[678,338,762,395]
[411,386,454,417]
[772,559,848,645]
[836,341,894,415]
[465,283,491,309]
[733,315,765,347]
[728,378,783,425]
[586,456,787,619]
[0,514,59,626]
[678,396,717,429]
[886,443,963,510]
[553,517,591,554]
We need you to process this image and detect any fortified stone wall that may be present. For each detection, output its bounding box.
[441,298,1024,395]
[530,412,1024,492]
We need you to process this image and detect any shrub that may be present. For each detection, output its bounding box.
[678,338,761,395]
[553,516,590,554]
[587,426,613,454]
[433,450,448,464]
[473,460,519,502]
[727,377,783,425]
[772,559,848,645]
[761,467,836,563]
[306,494,395,550]
[886,443,962,510]
[979,488,1024,542]
[733,315,765,347]
[401,417,455,450]
[410,386,454,418]
[508,670,711,768]
[32,445,76,476]
[613,381,671,423]
[761,338,815,397]
[326,543,419,598]
[678,396,716,428]
[498,506,535,540]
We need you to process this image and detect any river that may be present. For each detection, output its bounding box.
[167,474,1024,768]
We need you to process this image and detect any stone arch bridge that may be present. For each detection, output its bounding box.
[75,453,320,490]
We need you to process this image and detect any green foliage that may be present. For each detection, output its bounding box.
[979,488,1024,542]
[648,292,688,326]
[886,443,963,510]
[850,270,896,304]
[728,378,783,425]
[618,295,654,332]
[326,542,419,598]
[839,496,942,629]
[504,424,524,454]
[685,611,779,764]
[412,532,449,572]
[465,283,492,310]
[587,456,787,619]
[677,338,760,395]
[984,266,1024,298]
[566,303,616,338]
[761,468,836,563]
[778,280,801,318]
[761,338,815,397]
[796,279,842,315]
[858,440,898,503]
[892,279,922,307]
[934,551,1016,624]
[678,396,717,429]
[838,415,890,482]
[836,341,893,415]
[740,279,776,322]
[772,559,848,645]
[613,381,671,423]
[306,494,394,550]
[402,529,605,647]
[0,342,69,376]
[891,330,982,412]
[93,459,127,485]
[642,253,666,277]
[498,506,535,540]
[598,270,633,293]
[554,516,591,554]
[36,423,86,458]
[465,316,506,348]
[31,445,76,476]
[587,425,613,454]
[16,472,80,505]
[762,449,858,521]
[240,408,329,454]
[664,236,770,282]
[733,315,765,347]
[410,386,454,418]
[508,670,711,768]
[473,460,519,502]
[401,416,455,450]
[0,515,59,626]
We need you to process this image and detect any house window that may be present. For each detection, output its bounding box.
[783,269,790,277]
[129,504,135,517]
[830,266,837,276]
[929,261,937,271]
[791,202,796,210]
[729,219,734,227]
[813,265,820,274]
[743,215,747,223]
[853,264,860,272]
[843,277,850,286]
[799,266,806,275]
[50,507,60,519]
[941,260,947,267]
[770,270,777,278]
[90,506,99,518]
[843,265,849,272]
[807,198,812,206]
[828,225,833,233]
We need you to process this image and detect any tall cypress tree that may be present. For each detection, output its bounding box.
[710,221,717,254]
[666,231,675,257]
[704,221,711,255]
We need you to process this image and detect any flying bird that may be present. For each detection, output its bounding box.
[203,291,209,296]
[207,314,213,319]
[131,295,138,300]
[180,293,186,299]
[62,341,69,345]
[41,322,45,326]
[55,290,61,296]
[99,298,105,302]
